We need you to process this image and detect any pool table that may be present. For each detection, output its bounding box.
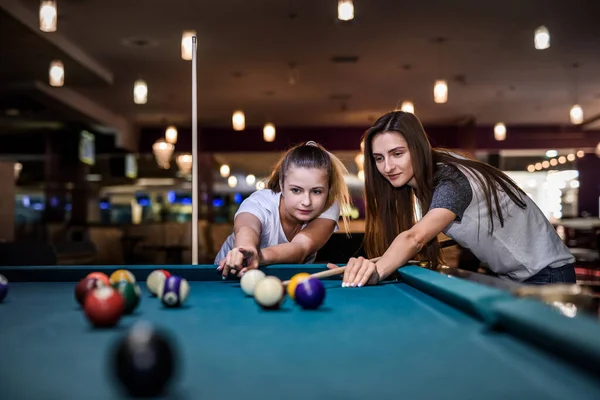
[1,263,600,400]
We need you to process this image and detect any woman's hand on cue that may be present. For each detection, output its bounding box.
[328,257,380,287]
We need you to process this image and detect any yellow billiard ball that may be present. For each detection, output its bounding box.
[110,269,136,285]
[287,272,311,300]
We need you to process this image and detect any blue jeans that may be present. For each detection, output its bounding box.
[523,264,576,285]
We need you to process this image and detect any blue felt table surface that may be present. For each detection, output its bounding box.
[2,279,600,400]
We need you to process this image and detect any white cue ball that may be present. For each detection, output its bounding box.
[240,269,266,296]
[253,276,285,309]
[146,270,168,296]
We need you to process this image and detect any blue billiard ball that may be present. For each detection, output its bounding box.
[294,277,325,309]
[158,276,190,308]
[0,274,8,303]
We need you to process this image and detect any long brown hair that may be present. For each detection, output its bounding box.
[363,111,527,267]
[266,141,353,234]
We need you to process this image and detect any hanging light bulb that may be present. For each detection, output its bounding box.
[246,174,256,185]
[165,125,178,144]
[433,80,448,103]
[354,153,364,171]
[570,104,583,124]
[256,181,266,190]
[357,170,365,181]
[576,150,585,158]
[181,30,196,60]
[232,110,245,131]
[14,162,22,181]
[228,176,238,188]
[176,154,192,175]
[49,60,64,87]
[401,101,414,114]
[527,165,535,172]
[337,0,354,21]
[494,122,507,141]
[39,1,57,32]
[534,26,550,50]
[220,164,230,178]
[152,139,174,169]
[596,143,600,158]
[263,123,276,142]
[133,79,148,104]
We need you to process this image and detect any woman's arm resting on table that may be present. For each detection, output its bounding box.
[375,208,457,280]
[260,218,337,265]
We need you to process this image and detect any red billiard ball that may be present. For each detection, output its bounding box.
[75,277,105,306]
[86,272,111,287]
[84,287,125,328]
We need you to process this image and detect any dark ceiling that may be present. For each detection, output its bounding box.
[1,0,600,161]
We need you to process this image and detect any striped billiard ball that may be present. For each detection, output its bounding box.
[110,269,136,285]
[146,269,171,297]
[112,281,142,314]
[0,274,8,303]
[158,276,190,308]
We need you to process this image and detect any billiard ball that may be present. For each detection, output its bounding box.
[146,269,171,296]
[294,277,325,309]
[86,271,111,286]
[113,281,142,314]
[0,274,8,302]
[158,276,190,308]
[253,276,285,309]
[110,269,136,285]
[112,322,176,397]
[84,287,125,328]
[240,269,266,296]
[75,277,105,306]
[287,272,311,300]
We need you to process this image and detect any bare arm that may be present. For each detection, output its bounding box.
[375,208,456,280]
[260,218,337,264]
[232,213,263,249]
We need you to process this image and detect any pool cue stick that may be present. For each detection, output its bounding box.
[191,35,199,265]
[282,259,425,285]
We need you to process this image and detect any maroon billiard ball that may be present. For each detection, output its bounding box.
[75,277,105,306]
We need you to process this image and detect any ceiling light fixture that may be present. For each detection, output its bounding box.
[337,0,354,21]
[534,25,550,50]
[181,30,196,60]
[49,60,64,87]
[39,1,57,32]
[232,110,245,131]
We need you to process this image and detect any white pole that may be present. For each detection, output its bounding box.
[191,36,198,265]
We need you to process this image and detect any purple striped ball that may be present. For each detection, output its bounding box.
[159,276,190,308]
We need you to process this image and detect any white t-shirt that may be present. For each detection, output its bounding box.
[214,189,340,264]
